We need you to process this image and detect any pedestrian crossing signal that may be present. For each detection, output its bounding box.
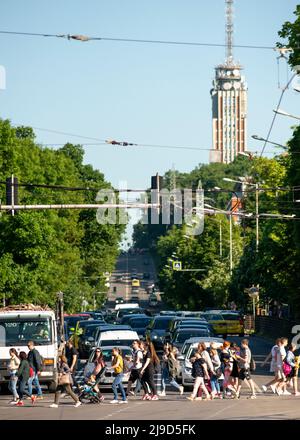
[173,261,182,271]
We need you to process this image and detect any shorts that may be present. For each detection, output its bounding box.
[238,368,251,381]
[287,367,298,379]
[274,366,285,380]
[129,368,142,383]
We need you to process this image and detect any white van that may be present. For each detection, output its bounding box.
[115,303,139,311]
[96,330,139,347]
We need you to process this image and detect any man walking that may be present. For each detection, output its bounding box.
[65,339,80,392]
[27,341,43,402]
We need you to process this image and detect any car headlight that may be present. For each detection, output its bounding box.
[153,335,158,339]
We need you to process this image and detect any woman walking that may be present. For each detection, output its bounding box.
[8,348,20,404]
[140,341,159,401]
[90,348,106,402]
[50,355,81,408]
[209,343,223,399]
[110,347,128,404]
[160,345,184,396]
[15,352,31,406]
[186,352,211,401]
[285,343,299,396]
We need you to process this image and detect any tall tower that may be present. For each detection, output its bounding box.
[210,0,248,164]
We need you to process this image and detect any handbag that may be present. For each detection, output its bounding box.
[58,372,72,386]
[283,362,292,376]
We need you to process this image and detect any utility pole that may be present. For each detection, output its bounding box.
[219,219,223,258]
[229,213,233,275]
[255,183,259,252]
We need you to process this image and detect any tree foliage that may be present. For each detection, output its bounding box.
[0,119,124,311]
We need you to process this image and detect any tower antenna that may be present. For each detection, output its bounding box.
[225,0,234,66]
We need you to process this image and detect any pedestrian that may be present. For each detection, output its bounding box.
[193,343,213,398]
[15,351,31,406]
[262,337,289,395]
[220,341,237,398]
[209,342,223,399]
[89,347,106,401]
[127,340,143,397]
[229,342,240,391]
[110,347,128,404]
[261,338,281,393]
[186,352,211,401]
[283,343,299,396]
[50,354,81,408]
[235,339,256,399]
[8,348,20,404]
[140,341,159,401]
[65,339,80,393]
[161,345,184,396]
[27,340,43,403]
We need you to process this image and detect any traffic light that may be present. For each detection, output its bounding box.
[6,176,18,216]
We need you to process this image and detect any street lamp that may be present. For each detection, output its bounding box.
[247,286,259,331]
[273,108,300,121]
[251,135,287,150]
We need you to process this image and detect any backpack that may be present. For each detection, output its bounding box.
[250,355,256,372]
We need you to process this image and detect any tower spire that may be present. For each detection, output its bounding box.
[225,0,234,66]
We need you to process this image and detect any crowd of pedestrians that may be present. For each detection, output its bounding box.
[5,335,299,408]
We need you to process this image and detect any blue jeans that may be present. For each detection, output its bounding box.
[112,374,126,401]
[8,373,19,400]
[162,367,181,392]
[27,372,42,396]
[210,375,221,394]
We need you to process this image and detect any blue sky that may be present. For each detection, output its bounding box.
[0,0,299,192]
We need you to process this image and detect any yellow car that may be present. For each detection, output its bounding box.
[131,279,140,287]
[203,311,244,337]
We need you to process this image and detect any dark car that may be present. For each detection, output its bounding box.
[116,307,145,322]
[146,316,175,350]
[120,313,148,325]
[128,316,152,338]
[143,272,150,279]
[64,314,92,334]
[78,324,103,358]
[170,328,211,351]
[165,319,212,342]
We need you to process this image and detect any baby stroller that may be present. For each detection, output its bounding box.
[78,366,106,404]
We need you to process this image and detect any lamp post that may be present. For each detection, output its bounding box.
[251,134,288,150]
[247,286,259,331]
[273,108,300,121]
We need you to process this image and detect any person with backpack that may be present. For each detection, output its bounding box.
[140,341,159,401]
[160,345,184,396]
[284,343,300,396]
[209,342,223,399]
[8,348,20,404]
[27,340,43,403]
[110,347,128,404]
[15,352,31,406]
[126,340,143,397]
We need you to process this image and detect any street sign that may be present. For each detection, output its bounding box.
[173,261,182,271]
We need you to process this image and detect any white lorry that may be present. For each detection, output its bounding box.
[0,301,64,392]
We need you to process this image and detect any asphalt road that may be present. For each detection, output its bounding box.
[2,336,299,420]
[107,252,161,310]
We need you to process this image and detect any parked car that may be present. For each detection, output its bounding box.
[130,296,140,304]
[146,315,175,350]
[202,310,244,337]
[143,272,150,279]
[84,346,132,387]
[115,297,124,305]
[78,324,103,358]
[166,317,209,339]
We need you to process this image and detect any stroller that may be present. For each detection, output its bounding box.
[78,366,106,404]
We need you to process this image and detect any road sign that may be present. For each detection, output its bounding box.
[173,261,182,271]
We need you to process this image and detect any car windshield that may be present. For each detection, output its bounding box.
[221,314,241,320]
[101,340,134,347]
[100,348,132,362]
[0,318,52,346]
[129,318,151,327]
[204,314,224,321]
[175,330,208,343]
[152,318,173,330]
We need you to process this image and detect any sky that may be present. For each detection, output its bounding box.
[0,1,299,243]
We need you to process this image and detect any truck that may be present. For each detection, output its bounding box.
[0,294,65,393]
